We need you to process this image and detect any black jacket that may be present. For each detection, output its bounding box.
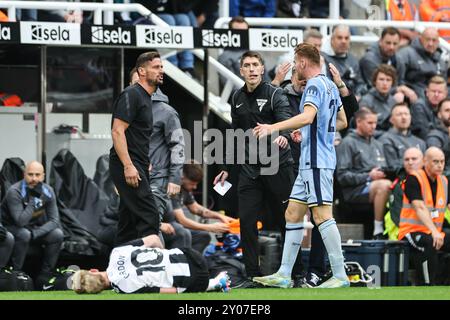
[226,81,294,178]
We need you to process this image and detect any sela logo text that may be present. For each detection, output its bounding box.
[0,25,11,40]
[261,32,300,48]
[202,30,240,47]
[31,24,70,41]
[145,27,183,45]
[91,26,131,44]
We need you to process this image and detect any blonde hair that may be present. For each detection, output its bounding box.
[72,270,106,294]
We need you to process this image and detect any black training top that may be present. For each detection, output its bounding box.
[110,83,153,168]
[404,174,450,206]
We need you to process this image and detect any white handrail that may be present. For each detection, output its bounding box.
[0,1,153,24]
[0,1,245,104]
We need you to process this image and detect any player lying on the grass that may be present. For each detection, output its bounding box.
[72,234,230,294]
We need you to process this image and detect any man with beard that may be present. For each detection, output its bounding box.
[109,52,163,247]
[426,99,450,173]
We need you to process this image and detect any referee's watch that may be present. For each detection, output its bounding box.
[337,82,346,89]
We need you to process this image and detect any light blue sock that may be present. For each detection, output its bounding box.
[278,222,304,278]
[318,219,347,281]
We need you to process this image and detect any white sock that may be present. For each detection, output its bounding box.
[374,220,384,235]
[278,222,304,278]
[318,219,347,281]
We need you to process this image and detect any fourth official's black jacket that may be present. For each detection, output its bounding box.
[225,81,294,178]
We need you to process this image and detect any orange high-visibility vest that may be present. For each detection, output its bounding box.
[419,0,450,42]
[398,169,447,240]
[0,11,8,22]
[388,0,417,21]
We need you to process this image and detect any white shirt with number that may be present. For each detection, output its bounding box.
[107,246,191,293]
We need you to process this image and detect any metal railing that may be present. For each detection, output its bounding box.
[0,1,245,110]
[2,1,450,109]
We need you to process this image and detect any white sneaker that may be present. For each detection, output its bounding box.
[317,276,350,289]
[212,271,231,292]
[253,273,293,288]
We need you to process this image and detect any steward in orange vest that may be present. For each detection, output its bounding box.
[420,0,450,42]
[399,147,450,285]
[0,10,8,22]
[387,0,418,21]
[386,0,420,45]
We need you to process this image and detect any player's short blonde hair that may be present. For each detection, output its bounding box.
[72,270,106,294]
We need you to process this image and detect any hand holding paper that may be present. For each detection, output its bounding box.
[213,180,232,196]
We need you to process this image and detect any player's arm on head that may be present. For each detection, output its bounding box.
[336,106,348,131]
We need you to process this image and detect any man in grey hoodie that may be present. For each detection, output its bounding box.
[359,64,403,131]
[426,98,450,173]
[396,27,448,99]
[322,25,367,98]
[359,27,402,89]
[336,108,391,239]
[379,103,426,172]
[410,75,448,140]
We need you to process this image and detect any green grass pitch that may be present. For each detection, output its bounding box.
[0,286,449,300]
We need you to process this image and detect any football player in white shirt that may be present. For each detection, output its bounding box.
[72,234,230,294]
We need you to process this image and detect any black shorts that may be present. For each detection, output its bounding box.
[343,183,370,203]
[180,248,209,293]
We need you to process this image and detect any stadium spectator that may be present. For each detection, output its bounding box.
[229,0,277,18]
[379,103,426,172]
[398,147,450,285]
[134,0,198,78]
[277,0,305,18]
[218,16,249,88]
[72,234,231,294]
[359,64,404,131]
[410,75,448,140]
[419,0,450,42]
[323,25,367,98]
[0,161,64,277]
[306,0,348,19]
[385,0,419,46]
[192,0,219,28]
[167,161,235,254]
[336,108,391,239]
[0,10,8,22]
[14,0,37,22]
[359,27,402,88]
[38,0,83,23]
[426,98,450,173]
[384,147,424,240]
[396,27,449,99]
